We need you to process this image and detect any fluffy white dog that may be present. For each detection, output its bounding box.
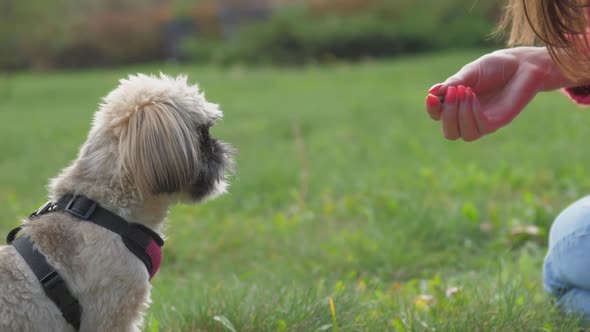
[0,74,234,332]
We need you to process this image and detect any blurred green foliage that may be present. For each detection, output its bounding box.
[0,0,502,70]
[184,0,502,65]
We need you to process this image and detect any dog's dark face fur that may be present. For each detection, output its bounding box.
[188,124,234,201]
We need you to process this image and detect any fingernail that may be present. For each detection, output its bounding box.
[446,86,457,103]
[426,94,440,106]
[428,83,443,94]
[458,86,466,101]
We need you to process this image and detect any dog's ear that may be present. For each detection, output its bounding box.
[119,102,198,196]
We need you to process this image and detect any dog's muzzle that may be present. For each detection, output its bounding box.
[189,139,234,201]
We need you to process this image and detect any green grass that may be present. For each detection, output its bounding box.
[1,50,589,331]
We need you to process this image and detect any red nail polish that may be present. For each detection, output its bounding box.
[428,83,443,94]
[458,86,466,101]
[446,87,457,103]
[426,94,440,106]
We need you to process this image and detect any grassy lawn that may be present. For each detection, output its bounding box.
[1,50,589,331]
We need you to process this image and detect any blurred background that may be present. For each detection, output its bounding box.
[7,1,586,331]
[0,0,501,71]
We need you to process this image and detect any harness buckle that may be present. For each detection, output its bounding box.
[65,195,97,220]
[41,271,64,292]
[31,201,55,218]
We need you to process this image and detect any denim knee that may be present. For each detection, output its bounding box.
[549,195,590,247]
[545,231,590,291]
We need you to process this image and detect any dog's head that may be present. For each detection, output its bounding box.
[91,73,234,202]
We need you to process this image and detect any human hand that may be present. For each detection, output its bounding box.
[425,47,565,141]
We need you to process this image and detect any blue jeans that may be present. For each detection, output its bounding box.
[544,195,590,320]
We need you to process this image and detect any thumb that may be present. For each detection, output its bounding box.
[433,64,479,97]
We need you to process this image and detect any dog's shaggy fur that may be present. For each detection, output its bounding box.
[0,74,234,332]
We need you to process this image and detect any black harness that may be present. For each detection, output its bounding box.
[6,194,165,330]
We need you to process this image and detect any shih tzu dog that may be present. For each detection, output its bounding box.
[0,74,234,332]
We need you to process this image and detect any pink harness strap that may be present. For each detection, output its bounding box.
[146,239,162,280]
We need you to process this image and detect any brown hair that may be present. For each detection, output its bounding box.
[496,0,590,82]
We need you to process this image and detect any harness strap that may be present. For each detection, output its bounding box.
[11,236,81,330]
[6,194,165,331]
[55,194,164,279]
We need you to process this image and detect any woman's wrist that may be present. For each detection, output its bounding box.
[506,47,590,104]
[522,46,590,104]
[518,46,573,92]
